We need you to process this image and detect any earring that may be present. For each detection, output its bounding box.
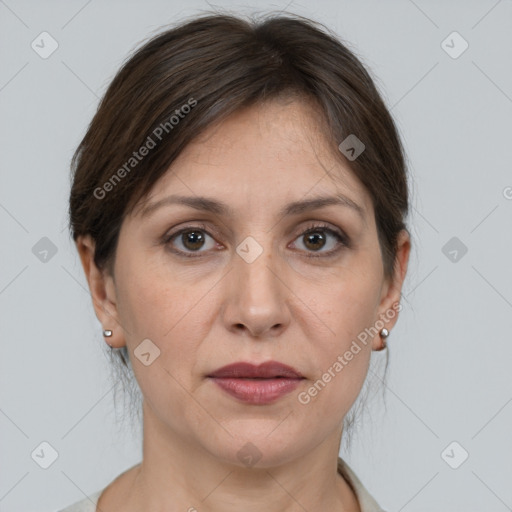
[375,328,389,351]
[103,329,113,347]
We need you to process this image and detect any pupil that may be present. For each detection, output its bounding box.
[183,231,204,250]
[305,232,325,251]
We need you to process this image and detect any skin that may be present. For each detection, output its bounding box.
[77,97,410,512]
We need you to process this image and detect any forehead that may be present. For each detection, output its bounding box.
[133,99,373,220]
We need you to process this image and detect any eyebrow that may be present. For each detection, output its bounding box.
[139,193,366,221]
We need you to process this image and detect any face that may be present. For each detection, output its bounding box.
[79,98,409,468]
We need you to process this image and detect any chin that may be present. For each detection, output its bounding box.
[200,428,307,470]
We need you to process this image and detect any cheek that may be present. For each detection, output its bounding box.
[115,247,190,338]
[115,262,203,421]
[309,261,381,350]
[300,314,373,426]
[115,266,167,337]
[115,254,208,380]
[299,266,380,407]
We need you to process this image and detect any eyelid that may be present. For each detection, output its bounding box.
[161,222,217,250]
[162,221,219,243]
[289,222,349,258]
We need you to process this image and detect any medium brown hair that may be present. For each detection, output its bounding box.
[68,11,410,438]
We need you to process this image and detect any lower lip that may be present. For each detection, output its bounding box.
[208,377,303,404]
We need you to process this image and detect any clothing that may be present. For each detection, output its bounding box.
[56,489,102,512]
[57,456,386,511]
[337,456,386,511]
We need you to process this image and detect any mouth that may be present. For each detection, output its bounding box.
[207,361,305,404]
[207,360,304,379]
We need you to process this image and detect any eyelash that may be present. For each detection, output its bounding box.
[162,222,349,259]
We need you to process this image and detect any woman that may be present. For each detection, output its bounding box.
[61,11,410,512]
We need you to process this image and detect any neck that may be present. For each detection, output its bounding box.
[122,400,360,512]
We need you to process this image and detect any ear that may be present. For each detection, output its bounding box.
[372,229,411,350]
[75,235,125,348]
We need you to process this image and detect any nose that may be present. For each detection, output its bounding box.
[220,241,291,339]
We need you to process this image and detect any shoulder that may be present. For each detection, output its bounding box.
[337,456,387,512]
[55,489,103,512]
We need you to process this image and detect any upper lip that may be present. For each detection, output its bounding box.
[208,361,304,379]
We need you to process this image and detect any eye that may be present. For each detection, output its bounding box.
[162,223,218,257]
[289,222,348,258]
[162,222,349,259]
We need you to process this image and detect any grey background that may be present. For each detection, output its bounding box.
[1,0,511,510]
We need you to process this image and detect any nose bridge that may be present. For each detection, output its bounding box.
[223,232,289,336]
[236,233,280,303]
